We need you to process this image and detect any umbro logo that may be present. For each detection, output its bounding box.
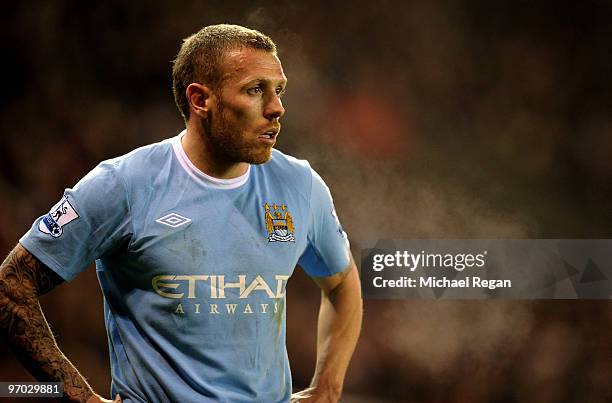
[156,213,192,228]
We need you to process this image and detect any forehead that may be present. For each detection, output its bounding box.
[219,47,287,85]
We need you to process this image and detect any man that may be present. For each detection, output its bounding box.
[0,24,362,402]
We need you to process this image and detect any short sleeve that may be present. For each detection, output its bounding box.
[298,169,350,277]
[19,161,132,281]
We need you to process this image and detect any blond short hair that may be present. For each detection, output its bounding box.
[172,24,277,122]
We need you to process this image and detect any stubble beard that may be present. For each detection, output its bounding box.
[203,101,273,166]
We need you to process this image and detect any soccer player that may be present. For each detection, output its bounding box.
[0,24,362,402]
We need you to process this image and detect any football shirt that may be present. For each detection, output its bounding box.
[20,131,350,402]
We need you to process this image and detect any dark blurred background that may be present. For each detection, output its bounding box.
[1,1,611,402]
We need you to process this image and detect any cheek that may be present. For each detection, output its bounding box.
[223,99,261,124]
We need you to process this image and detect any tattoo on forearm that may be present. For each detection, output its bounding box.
[0,245,94,402]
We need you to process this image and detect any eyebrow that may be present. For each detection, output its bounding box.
[242,77,287,87]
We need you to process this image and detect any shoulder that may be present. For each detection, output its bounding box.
[258,148,314,193]
[251,149,315,203]
[258,149,338,202]
[107,137,174,171]
[270,149,335,193]
[265,148,313,178]
[97,136,175,183]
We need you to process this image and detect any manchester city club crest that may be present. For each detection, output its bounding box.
[264,203,295,242]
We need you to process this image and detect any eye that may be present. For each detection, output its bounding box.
[276,86,286,97]
[247,85,263,95]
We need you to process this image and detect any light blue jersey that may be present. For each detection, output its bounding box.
[20,131,350,403]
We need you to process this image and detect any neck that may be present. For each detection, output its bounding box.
[182,120,249,179]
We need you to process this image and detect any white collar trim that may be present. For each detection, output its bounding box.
[171,130,250,189]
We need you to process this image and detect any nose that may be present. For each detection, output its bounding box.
[263,93,285,121]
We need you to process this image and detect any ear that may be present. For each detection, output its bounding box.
[186,83,214,119]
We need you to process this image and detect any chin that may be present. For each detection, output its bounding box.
[245,147,273,165]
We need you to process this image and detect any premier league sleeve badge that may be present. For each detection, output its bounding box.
[38,196,80,238]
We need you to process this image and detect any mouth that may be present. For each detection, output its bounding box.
[257,128,280,145]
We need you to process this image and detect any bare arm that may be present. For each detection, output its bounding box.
[0,243,108,402]
[294,254,363,402]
